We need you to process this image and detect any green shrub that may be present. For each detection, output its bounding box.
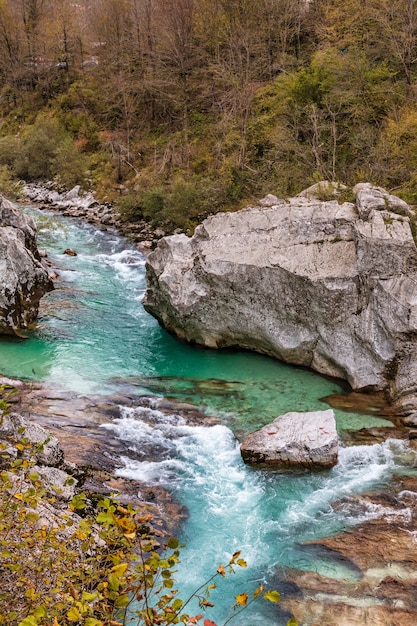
[141,187,167,224]
[0,165,23,199]
[125,177,231,232]
[162,180,198,229]
[116,193,144,222]
[0,136,20,168]
[13,116,64,181]
[51,137,89,189]
[4,115,89,188]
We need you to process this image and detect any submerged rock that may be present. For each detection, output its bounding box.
[279,472,417,625]
[63,247,77,256]
[143,182,417,410]
[240,409,338,470]
[0,194,53,335]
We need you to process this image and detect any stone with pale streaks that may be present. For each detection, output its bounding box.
[240,409,338,470]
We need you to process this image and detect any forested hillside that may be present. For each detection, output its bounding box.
[1,0,417,230]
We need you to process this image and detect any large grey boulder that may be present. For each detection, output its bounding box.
[240,409,338,470]
[0,194,53,335]
[143,183,417,410]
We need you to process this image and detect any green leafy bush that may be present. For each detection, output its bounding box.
[51,137,89,189]
[0,136,20,168]
[0,115,89,188]
[116,193,144,222]
[13,116,64,181]
[141,187,167,224]
[117,177,231,232]
[0,165,23,199]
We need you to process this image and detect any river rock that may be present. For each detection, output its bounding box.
[64,247,77,256]
[240,409,338,469]
[143,183,417,409]
[0,412,64,467]
[0,194,53,335]
[402,412,417,427]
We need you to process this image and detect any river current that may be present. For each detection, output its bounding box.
[1,207,415,624]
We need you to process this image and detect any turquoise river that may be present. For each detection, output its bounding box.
[1,206,414,624]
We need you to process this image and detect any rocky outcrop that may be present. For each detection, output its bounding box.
[240,409,338,470]
[0,194,53,335]
[0,412,64,467]
[0,410,81,535]
[143,183,417,410]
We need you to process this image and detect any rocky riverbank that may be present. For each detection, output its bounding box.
[3,374,417,625]
[22,182,165,251]
[279,469,417,625]
[0,375,224,534]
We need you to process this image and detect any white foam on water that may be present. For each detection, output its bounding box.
[118,456,185,483]
[94,249,146,274]
[353,501,412,524]
[278,439,416,536]
[114,408,417,625]
[102,405,188,464]
[109,409,264,550]
[74,248,146,293]
[110,410,417,579]
[54,268,80,282]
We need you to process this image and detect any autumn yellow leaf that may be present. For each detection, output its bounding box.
[217,564,226,577]
[235,593,248,606]
[230,551,241,563]
[67,607,81,621]
[264,590,281,603]
[124,531,136,539]
[254,584,263,599]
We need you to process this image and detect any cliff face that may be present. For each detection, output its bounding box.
[0,195,53,335]
[143,183,417,410]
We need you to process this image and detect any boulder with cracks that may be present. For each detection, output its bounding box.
[0,195,53,335]
[144,182,417,411]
